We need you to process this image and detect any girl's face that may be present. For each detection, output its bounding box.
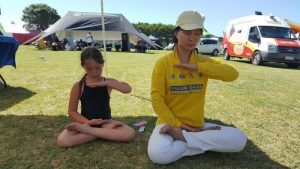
[82,58,103,77]
[175,29,202,51]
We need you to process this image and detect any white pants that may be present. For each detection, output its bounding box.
[147,123,247,164]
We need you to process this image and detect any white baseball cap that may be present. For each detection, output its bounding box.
[176,11,205,30]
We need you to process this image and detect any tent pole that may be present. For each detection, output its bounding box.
[101,0,107,76]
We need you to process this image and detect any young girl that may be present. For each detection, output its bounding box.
[57,47,135,148]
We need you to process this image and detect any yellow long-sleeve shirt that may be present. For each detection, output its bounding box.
[151,50,239,128]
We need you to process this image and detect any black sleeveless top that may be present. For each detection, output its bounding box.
[80,79,111,120]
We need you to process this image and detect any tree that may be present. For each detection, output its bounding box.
[133,22,175,38]
[133,22,175,47]
[21,4,60,31]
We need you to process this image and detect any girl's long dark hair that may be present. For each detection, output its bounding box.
[78,47,104,98]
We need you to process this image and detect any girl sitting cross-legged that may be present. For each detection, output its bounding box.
[57,47,135,148]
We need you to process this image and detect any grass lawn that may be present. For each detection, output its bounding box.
[0,46,299,169]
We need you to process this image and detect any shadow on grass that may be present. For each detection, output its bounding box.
[0,115,288,169]
[101,50,155,54]
[262,62,300,70]
[0,87,36,111]
[129,94,151,102]
[228,59,300,70]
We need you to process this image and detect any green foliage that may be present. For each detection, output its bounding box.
[0,46,299,168]
[133,22,175,38]
[21,3,60,31]
[133,22,176,46]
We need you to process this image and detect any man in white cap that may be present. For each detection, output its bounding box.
[147,10,247,164]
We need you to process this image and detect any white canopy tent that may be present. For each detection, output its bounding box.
[25,11,156,48]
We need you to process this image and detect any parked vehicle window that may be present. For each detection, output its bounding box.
[203,40,217,44]
[259,26,297,39]
[248,26,259,42]
[206,40,212,44]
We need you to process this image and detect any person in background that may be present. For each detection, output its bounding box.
[86,32,94,47]
[76,39,85,51]
[57,47,135,148]
[147,11,247,164]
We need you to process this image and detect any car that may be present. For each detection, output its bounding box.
[196,38,221,56]
[164,43,174,50]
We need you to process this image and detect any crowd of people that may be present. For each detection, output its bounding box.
[39,31,148,52]
[44,32,94,51]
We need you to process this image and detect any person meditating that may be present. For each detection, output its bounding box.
[147,10,247,164]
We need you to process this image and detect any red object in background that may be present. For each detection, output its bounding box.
[12,32,40,45]
[275,38,300,48]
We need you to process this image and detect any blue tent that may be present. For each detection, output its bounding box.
[0,36,19,88]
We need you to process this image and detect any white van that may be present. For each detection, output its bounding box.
[222,12,300,68]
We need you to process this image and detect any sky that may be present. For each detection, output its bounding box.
[0,0,299,36]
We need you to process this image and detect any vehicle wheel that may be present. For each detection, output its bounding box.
[251,51,263,65]
[285,63,300,68]
[212,49,219,56]
[223,49,230,60]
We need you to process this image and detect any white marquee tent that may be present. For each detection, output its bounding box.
[26,11,156,48]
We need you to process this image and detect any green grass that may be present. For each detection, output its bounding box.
[0,46,299,169]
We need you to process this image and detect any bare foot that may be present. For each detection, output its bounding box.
[202,126,221,131]
[66,122,91,133]
[101,120,123,129]
[160,124,186,141]
[110,121,123,129]
[159,124,172,134]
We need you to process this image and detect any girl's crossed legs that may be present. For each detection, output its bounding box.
[147,123,247,164]
[57,120,135,148]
